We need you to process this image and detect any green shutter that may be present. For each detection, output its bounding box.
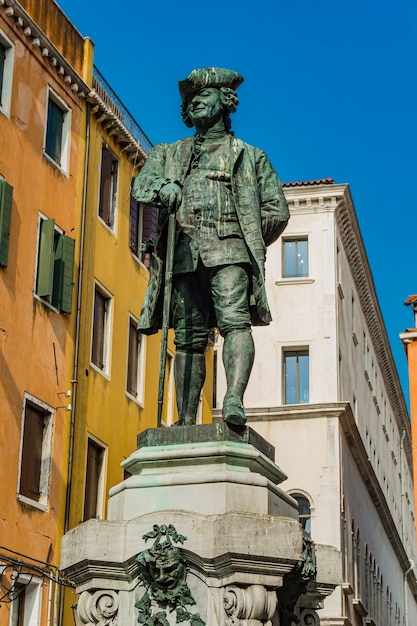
[0,180,13,267]
[36,218,55,297]
[53,234,74,313]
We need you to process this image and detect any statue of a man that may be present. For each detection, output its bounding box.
[133,67,289,426]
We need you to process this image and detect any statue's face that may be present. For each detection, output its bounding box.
[186,87,223,129]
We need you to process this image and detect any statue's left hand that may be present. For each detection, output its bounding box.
[159,182,182,213]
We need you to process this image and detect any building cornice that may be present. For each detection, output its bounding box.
[335,186,411,469]
[0,0,89,98]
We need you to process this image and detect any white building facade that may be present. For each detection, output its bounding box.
[214,180,417,625]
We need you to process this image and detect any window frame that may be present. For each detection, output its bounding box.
[0,29,14,118]
[282,347,310,405]
[90,281,113,377]
[282,236,309,279]
[289,491,313,535]
[7,574,42,626]
[126,314,145,405]
[34,214,75,313]
[43,86,71,174]
[98,144,119,232]
[17,394,54,511]
[83,435,107,521]
[0,177,13,267]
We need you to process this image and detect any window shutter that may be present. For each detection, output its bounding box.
[129,197,139,252]
[20,405,44,500]
[36,219,55,297]
[0,43,5,106]
[92,290,106,368]
[0,180,13,267]
[53,234,75,313]
[84,439,101,520]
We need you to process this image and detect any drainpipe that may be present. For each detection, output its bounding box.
[64,101,91,534]
[404,559,414,626]
[58,102,91,626]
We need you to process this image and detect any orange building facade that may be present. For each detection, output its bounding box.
[0,1,89,624]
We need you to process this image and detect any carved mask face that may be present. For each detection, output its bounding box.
[148,556,186,590]
[186,88,223,130]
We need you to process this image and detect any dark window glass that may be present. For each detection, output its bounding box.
[283,238,308,278]
[292,494,312,534]
[283,349,309,404]
[0,43,5,106]
[45,98,64,165]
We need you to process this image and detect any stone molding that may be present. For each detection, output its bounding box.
[77,589,119,625]
[223,584,277,626]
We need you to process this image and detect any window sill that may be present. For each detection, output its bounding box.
[0,105,11,119]
[42,151,69,177]
[90,362,111,380]
[352,598,367,617]
[275,278,314,286]
[17,493,48,512]
[33,293,61,314]
[126,390,144,407]
[131,252,149,272]
[97,215,117,236]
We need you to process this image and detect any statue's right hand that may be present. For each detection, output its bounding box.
[159,182,182,213]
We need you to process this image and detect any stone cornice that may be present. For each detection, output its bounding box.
[335,186,411,469]
[0,0,89,98]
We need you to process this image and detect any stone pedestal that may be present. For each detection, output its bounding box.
[61,425,341,626]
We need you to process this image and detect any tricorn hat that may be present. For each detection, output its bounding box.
[178,67,244,104]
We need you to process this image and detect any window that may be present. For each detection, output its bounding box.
[91,284,112,374]
[18,395,53,508]
[8,576,42,626]
[292,493,312,534]
[283,348,309,404]
[0,30,14,117]
[0,178,12,267]
[130,194,158,266]
[35,216,75,312]
[98,145,118,229]
[126,316,145,402]
[44,88,71,172]
[282,237,308,278]
[83,437,106,521]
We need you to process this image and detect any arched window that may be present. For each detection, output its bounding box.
[291,493,312,535]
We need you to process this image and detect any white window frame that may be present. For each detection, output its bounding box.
[83,434,107,521]
[43,86,71,175]
[7,573,42,626]
[288,489,314,536]
[0,29,15,118]
[282,235,309,280]
[126,314,145,405]
[17,394,54,511]
[282,345,310,405]
[90,281,113,378]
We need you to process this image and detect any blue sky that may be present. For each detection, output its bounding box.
[58,0,416,406]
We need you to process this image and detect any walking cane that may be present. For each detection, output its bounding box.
[157,208,177,427]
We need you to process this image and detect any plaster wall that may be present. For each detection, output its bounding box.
[0,2,86,625]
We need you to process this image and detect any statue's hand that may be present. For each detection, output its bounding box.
[159,182,182,213]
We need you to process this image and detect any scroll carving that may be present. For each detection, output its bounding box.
[223,584,277,626]
[77,589,119,625]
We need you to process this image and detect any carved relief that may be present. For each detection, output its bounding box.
[77,589,119,625]
[223,584,277,626]
[135,524,205,626]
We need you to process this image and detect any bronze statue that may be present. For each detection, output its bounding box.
[133,67,289,426]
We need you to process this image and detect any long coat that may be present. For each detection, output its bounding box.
[132,135,289,335]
